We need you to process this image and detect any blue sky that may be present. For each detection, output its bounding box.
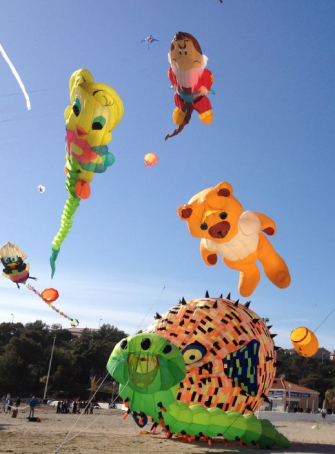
[0,0,334,350]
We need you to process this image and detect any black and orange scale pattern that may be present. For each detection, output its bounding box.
[146,295,277,414]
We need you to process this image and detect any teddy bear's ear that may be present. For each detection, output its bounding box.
[215,182,233,197]
[178,205,193,220]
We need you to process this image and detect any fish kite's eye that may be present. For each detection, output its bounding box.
[120,339,128,350]
[163,343,173,355]
[184,49,188,55]
[92,116,106,130]
[182,343,207,365]
[179,49,182,55]
[72,97,81,117]
[141,338,151,351]
[219,212,228,220]
[200,223,208,231]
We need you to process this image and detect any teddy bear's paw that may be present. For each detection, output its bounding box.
[238,267,261,297]
[206,254,217,266]
[275,270,291,289]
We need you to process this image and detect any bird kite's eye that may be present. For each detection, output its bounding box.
[3,257,10,264]
[120,339,128,350]
[182,343,207,365]
[10,256,18,262]
[92,116,106,130]
[219,212,227,220]
[163,344,173,355]
[185,49,188,55]
[179,49,182,55]
[200,223,208,230]
[141,338,151,351]
[72,98,81,117]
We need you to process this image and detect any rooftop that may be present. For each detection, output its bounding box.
[272,378,319,395]
[67,327,98,337]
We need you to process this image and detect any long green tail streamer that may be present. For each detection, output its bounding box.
[50,192,80,278]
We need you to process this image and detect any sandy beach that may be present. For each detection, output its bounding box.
[1,406,335,454]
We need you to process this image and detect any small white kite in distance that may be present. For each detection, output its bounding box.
[0,41,31,110]
[37,185,45,193]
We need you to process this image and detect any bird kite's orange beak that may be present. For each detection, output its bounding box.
[76,125,88,137]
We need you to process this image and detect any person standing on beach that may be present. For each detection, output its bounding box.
[6,397,12,414]
[90,400,95,414]
[1,396,6,412]
[72,398,77,414]
[74,397,80,414]
[84,401,89,414]
[5,393,11,413]
[29,396,37,419]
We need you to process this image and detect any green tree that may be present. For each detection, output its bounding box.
[0,320,127,399]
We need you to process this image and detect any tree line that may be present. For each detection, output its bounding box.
[0,320,334,403]
[0,321,127,399]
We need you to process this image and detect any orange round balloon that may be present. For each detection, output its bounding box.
[41,288,59,304]
[144,153,158,167]
[290,326,319,357]
[75,179,91,199]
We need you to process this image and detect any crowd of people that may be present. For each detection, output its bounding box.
[56,398,100,415]
[288,404,335,417]
[1,394,38,419]
[1,393,111,419]
[291,405,311,413]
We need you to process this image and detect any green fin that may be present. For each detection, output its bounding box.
[50,248,60,278]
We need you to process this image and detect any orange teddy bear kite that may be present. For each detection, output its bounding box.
[178,181,291,297]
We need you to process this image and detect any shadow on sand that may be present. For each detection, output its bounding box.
[285,442,335,453]
[168,437,335,453]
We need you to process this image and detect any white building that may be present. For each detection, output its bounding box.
[262,379,319,413]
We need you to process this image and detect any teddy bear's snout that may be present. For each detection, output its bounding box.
[209,221,230,239]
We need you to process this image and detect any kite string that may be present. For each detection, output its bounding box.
[55,372,111,451]
[54,375,133,453]
[132,220,206,332]
[134,244,201,333]
[314,307,335,333]
[134,285,166,333]
[0,42,31,110]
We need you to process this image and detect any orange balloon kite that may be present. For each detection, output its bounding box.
[290,327,319,357]
[144,153,158,167]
